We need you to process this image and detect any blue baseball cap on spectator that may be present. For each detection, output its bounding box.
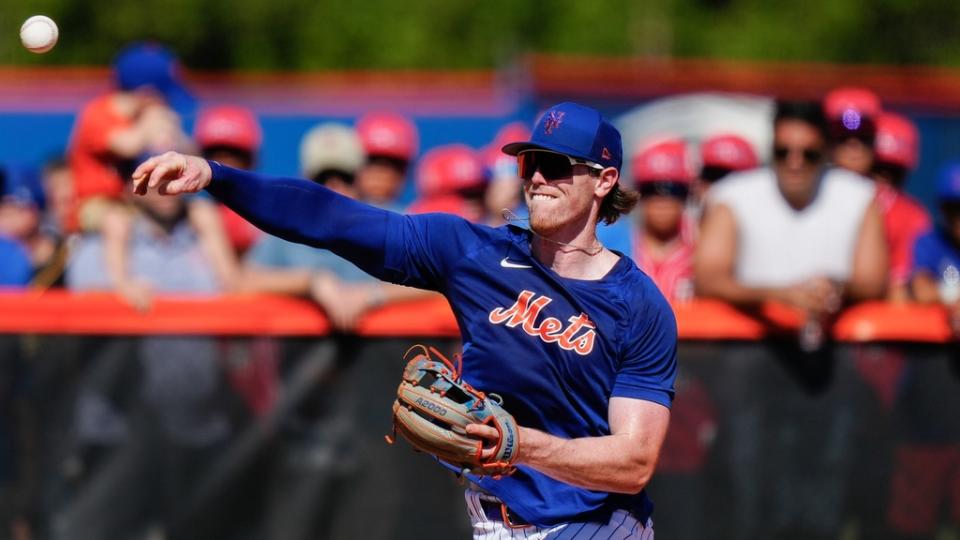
[937,161,960,202]
[112,42,196,115]
[501,102,623,170]
[0,163,44,210]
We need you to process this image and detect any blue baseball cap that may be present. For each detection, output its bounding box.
[937,161,960,202]
[0,163,44,210]
[112,42,196,115]
[501,102,623,170]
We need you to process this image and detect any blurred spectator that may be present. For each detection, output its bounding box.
[697,101,887,540]
[483,122,530,226]
[67,42,194,233]
[40,159,73,238]
[911,162,960,335]
[631,139,715,540]
[241,123,432,331]
[697,133,759,202]
[888,165,960,537]
[871,112,932,301]
[30,159,75,288]
[195,105,264,256]
[0,163,57,287]
[630,139,696,303]
[66,190,226,294]
[408,144,488,222]
[355,112,418,209]
[60,189,237,539]
[697,100,887,320]
[67,42,238,309]
[823,86,881,176]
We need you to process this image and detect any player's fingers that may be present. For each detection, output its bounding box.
[131,155,159,182]
[147,162,179,189]
[465,424,499,440]
[132,156,161,194]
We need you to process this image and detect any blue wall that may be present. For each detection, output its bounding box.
[1,103,957,216]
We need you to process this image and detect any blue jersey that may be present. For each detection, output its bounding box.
[206,163,678,527]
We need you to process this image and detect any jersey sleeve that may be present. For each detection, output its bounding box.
[611,284,678,408]
[382,211,494,291]
[206,162,484,291]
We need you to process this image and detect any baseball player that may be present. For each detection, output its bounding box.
[132,102,676,539]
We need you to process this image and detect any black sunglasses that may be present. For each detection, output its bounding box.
[517,150,603,181]
[638,182,690,200]
[773,146,824,165]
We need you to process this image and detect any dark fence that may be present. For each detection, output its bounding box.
[0,294,958,540]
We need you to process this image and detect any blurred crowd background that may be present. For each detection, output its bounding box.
[2,2,960,540]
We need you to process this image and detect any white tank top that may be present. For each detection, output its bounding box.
[708,167,875,287]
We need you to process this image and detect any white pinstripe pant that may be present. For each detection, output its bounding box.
[464,489,654,540]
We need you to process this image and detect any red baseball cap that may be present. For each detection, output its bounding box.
[874,112,919,170]
[700,134,759,172]
[632,139,692,184]
[194,105,262,153]
[416,144,487,198]
[356,111,419,161]
[823,87,882,138]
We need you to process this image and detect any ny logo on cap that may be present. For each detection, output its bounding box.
[543,111,565,135]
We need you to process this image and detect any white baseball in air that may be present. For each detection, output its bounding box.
[20,15,59,54]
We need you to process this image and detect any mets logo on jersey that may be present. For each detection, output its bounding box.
[543,111,565,135]
[488,290,596,356]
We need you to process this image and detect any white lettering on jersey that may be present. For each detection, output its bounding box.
[488,290,597,355]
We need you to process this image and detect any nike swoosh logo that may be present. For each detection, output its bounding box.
[500,257,533,269]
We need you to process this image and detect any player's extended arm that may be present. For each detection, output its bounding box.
[470,397,669,494]
[133,152,397,280]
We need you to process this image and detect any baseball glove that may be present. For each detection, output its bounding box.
[386,344,520,478]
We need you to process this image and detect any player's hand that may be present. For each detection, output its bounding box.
[465,423,501,461]
[132,151,212,196]
[466,423,531,464]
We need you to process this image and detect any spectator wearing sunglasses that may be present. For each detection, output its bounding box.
[630,139,696,303]
[631,139,717,540]
[697,100,887,315]
[870,112,932,301]
[823,87,882,176]
[697,100,888,540]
